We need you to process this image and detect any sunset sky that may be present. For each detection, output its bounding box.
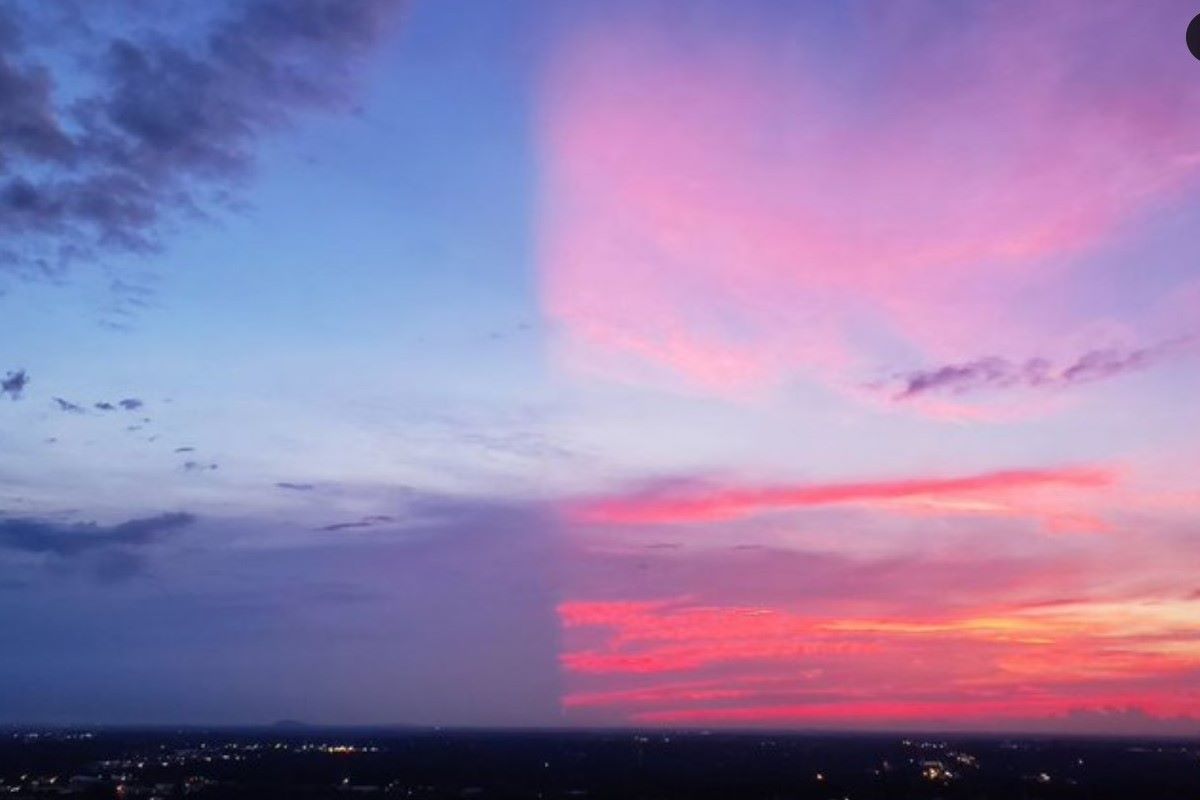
[2,0,1199,733]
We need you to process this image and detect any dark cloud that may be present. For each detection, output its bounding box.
[173,446,195,453]
[51,396,84,413]
[318,514,394,532]
[894,356,1012,399]
[0,511,194,558]
[0,0,404,280]
[276,481,316,491]
[0,48,74,167]
[1006,707,1200,737]
[0,510,195,582]
[319,521,365,532]
[182,460,218,472]
[1,368,28,399]
[94,401,115,410]
[890,338,1193,400]
[117,397,143,410]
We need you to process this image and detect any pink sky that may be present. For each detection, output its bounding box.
[536,0,1200,732]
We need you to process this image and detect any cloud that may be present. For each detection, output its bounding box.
[558,590,1200,730]
[276,481,316,491]
[0,511,194,558]
[0,46,73,169]
[117,397,143,410]
[630,700,1200,731]
[182,461,218,472]
[891,338,1194,400]
[307,493,557,537]
[173,446,195,453]
[0,0,404,279]
[538,2,1200,397]
[51,396,84,413]
[318,514,395,532]
[1,369,28,399]
[571,466,1114,525]
[94,401,115,410]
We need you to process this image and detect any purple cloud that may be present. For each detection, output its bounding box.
[891,338,1193,400]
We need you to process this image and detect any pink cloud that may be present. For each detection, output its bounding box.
[569,466,1114,525]
[537,1,1200,399]
[557,596,1200,727]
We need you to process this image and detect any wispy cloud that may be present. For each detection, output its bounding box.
[318,514,395,532]
[890,338,1194,400]
[276,481,316,491]
[51,396,85,413]
[91,397,145,411]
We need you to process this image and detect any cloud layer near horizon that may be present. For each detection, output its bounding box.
[553,502,1200,731]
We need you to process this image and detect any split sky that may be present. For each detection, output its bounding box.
[2,0,1199,732]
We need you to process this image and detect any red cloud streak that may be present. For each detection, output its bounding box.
[571,467,1114,524]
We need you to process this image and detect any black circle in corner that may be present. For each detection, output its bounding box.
[1188,13,1200,60]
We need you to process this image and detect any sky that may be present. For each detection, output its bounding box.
[1,0,1199,734]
